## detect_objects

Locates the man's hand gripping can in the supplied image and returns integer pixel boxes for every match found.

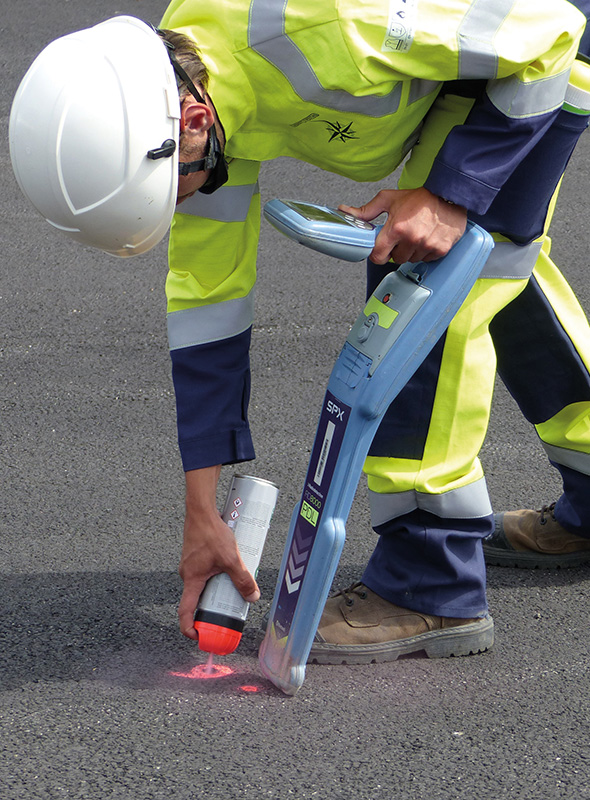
[194,475,279,655]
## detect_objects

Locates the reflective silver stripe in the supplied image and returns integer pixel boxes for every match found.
[167,292,255,350]
[542,443,590,476]
[564,82,590,114]
[248,0,403,117]
[408,79,440,106]
[457,0,515,80]
[479,240,543,280]
[369,478,492,525]
[487,70,571,118]
[177,182,259,222]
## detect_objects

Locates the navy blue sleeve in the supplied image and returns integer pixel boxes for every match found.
[170,328,255,471]
[424,93,561,214]
[471,103,589,243]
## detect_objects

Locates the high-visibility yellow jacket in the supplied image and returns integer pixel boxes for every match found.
[159,0,584,471]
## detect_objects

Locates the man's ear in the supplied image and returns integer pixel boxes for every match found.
[180,98,214,136]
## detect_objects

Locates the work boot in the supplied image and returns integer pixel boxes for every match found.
[483,502,590,569]
[307,582,494,665]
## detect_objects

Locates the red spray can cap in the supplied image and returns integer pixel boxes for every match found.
[194,620,242,656]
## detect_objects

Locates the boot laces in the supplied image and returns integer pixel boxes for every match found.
[539,502,557,525]
[331,582,368,607]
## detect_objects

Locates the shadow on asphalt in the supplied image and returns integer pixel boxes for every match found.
[5,564,583,695]
[0,569,281,693]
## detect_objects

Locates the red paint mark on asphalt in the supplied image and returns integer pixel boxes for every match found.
[169,663,234,680]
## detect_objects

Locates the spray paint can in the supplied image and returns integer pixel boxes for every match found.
[194,474,279,656]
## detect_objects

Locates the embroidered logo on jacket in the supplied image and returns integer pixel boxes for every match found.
[321,120,359,143]
[291,114,359,142]
[291,114,359,143]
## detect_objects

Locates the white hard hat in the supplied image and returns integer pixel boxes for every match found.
[9,16,181,257]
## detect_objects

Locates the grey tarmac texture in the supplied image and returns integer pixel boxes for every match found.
[2,3,590,799]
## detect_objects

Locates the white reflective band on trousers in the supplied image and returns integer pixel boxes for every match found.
[167,292,255,350]
[543,443,590,476]
[369,476,493,527]
[480,240,543,280]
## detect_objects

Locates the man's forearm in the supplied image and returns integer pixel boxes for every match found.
[185,464,222,519]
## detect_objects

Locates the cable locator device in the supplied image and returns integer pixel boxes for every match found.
[259,198,494,694]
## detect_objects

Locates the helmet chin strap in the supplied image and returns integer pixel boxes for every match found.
[177,123,228,194]
[179,118,228,194]
[155,28,229,194]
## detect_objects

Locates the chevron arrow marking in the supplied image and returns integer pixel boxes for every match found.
[288,553,306,580]
[285,571,301,594]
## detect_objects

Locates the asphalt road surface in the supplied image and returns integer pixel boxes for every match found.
[2,3,590,799]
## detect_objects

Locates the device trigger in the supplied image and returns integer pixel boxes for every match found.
[357,312,378,343]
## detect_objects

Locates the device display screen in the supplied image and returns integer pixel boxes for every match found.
[285,201,351,225]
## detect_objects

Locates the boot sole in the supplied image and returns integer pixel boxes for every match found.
[307,615,494,665]
[483,544,590,569]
